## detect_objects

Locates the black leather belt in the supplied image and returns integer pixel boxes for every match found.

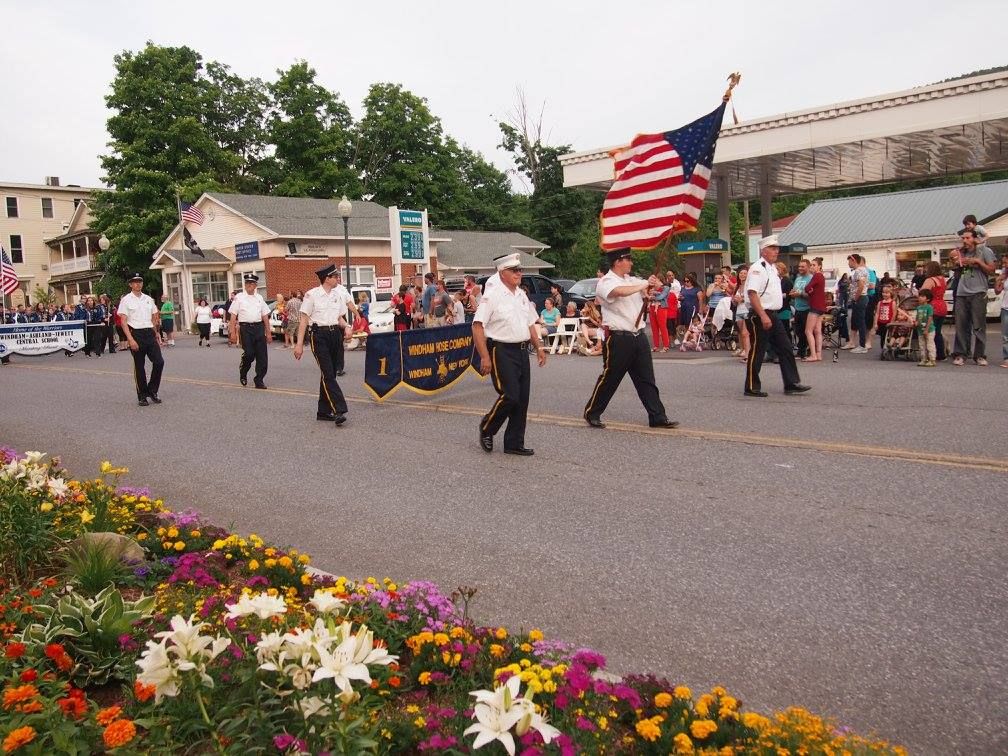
[606,328,643,336]
[487,339,528,349]
[311,324,343,331]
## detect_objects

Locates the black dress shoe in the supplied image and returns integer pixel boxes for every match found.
[503,447,534,456]
[479,426,493,453]
[585,415,605,429]
[137,398,149,407]
[239,376,248,386]
[744,390,768,397]
[649,419,679,429]
[317,412,336,421]
[784,384,811,395]
[336,370,346,377]
[333,414,347,426]
[254,382,267,389]
[149,394,162,404]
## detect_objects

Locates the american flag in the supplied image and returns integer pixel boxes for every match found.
[1,245,19,295]
[600,101,727,250]
[180,200,204,226]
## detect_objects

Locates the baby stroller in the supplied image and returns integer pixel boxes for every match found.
[881,297,919,361]
[822,306,845,363]
[680,308,707,352]
[705,299,738,351]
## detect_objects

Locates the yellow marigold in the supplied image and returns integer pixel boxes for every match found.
[39,502,53,513]
[190,530,201,538]
[300,573,312,586]
[494,627,508,640]
[161,542,172,551]
[264,558,277,569]
[489,643,505,658]
[673,732,694,753]
[433,633,450,647]
[635,716,662,742]
[519,643,532,652]
[95,705,122,726]
[264,547,276,557]
[166,527,178,538]
[654,692,673,708]
[298,554,310,564]
[741,711,770,731]
[418,671,432,685]
[711,685,727,697]
[3,725,36,752]
[449,626,466,638]
[689,719,717,740]
[173,541,185,552]
[674,685,692,699]
[102,718,137,748]
[528,628,544,642]
[413,716,425,728]
[247,559,260,571]
[278,556,293,569]
[136,532,147,541]
[405,704,420,714]
[721,695,738,711]
[597,715,608,730]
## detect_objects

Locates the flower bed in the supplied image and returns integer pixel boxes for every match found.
[0,447,906,754]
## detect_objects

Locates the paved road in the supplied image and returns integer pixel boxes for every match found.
[2,333,1006,754]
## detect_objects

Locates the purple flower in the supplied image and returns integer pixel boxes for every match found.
[419,734,458,751]
[575,716,596,732]
[571,649,606,670]
[273,733,306,752]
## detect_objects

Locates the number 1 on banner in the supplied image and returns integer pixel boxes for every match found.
[378,357,388,376]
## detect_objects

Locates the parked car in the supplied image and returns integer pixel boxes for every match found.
[476,273,563,313]
[268,301,285,339]
[942,277,1002,322]
[552,278,577,292]
[563,278,600,308]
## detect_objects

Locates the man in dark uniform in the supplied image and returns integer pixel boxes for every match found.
[744,235,811,397]
[294,264,352,424]
[472,253,547,455]
[117,272,164,406]
[583,249,677,429]
[228,273,271,388]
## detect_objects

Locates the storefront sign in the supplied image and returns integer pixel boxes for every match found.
[677,239,728,252]
[0,320,85,357]
[301,243,328,254]
[389,206,429,265]
[235,241,260,262]
[364,323,484,400]
[376,277,393,292]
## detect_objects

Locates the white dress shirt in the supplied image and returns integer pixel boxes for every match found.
[596,270,647,331]
[117,292,158,329]
[474,284,536,343]
[231,291,270,323]
[300,284,353,326]
[746,258,784,310]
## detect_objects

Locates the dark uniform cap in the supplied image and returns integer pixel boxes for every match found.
[316,264,337,283]
[128,272,144,282]
[604,248,633,266]
[243,273,259,284]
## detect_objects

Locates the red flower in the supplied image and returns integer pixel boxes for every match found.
[133,680,156,703]
[27,588,42,599]
[4,642,26,659]
[57,687,88,719]
[44,643,65,659]
[19,669,37,683]
[44,643,72,672]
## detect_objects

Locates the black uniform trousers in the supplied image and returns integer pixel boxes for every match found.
[583,330,667,424]
[745,313,800,393]
[105,322,118,353]
[310,326,348,416]
[129,327,164,400]
[238,321,268,383]
[85,324,106,356]
[481,340,531,449]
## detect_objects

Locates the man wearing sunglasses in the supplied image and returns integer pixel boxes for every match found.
[472,253,547,456]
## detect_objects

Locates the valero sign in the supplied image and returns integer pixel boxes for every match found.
[388,206,429,265]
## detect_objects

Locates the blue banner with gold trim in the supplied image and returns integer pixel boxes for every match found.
[364,324,485,400]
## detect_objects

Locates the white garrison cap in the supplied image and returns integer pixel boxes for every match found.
[758,234,780,250]
[495,252,522,271]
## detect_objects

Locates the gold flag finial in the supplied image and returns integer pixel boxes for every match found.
[723,72,742,124]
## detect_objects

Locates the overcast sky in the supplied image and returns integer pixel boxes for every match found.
[3,0,1006,191]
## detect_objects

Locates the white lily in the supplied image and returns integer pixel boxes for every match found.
[2,460,26,480]
[515,706,562,745]
[295,695,331,720]
[310,635,372,694]
[348,624,398,667]
[136,639,181,702]
[24,467,48,492]
[465,675,562,754]
[23,451,46,465]
[255,631,285,669]
[46,476,69,499]
[156,615,230,663]
[309,589,346,615]
[226,591,287,620]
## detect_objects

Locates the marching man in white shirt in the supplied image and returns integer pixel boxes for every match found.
[229,273,272,389]
[744,235,810,397]
[117,272,164,407]
[472,253,547,456]
[583,249,677,430]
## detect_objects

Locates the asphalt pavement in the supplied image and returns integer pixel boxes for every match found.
[2,330,1006,754]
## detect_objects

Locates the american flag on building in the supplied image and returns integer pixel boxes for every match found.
[180,200,205,226]
[600,101,727,250]
[1,245,19,295]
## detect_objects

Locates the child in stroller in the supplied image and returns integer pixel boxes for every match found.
[880,291,917,360]
[680,312,705,352]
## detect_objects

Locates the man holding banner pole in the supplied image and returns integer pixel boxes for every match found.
[294,264,352,425]
[473,253,547,456]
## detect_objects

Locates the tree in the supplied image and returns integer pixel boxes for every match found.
[265,62,358,199]
[451,143,528,231]
[92,43,234,296]
[205,62,270,193]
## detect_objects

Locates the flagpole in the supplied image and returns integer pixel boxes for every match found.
[175,190,189,336]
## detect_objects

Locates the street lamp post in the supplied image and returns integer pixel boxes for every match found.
[338,195,352,287]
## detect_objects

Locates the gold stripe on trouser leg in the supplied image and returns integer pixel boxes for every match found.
[481,346,505,433]
[746,319,758,391]
[583,337,611,418]
[310,331,338,414]
[131,341,141,397]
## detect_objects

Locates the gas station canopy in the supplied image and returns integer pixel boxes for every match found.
[561,70,1008,202]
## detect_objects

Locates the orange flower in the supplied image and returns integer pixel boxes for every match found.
[102,719,137,749]
[3,643,25,659]
[44,643,72,672]
[2,685,38,710]
[15,701,42,714]
[57,688,87,719]
[27,589,42,599]
[388,676,401,688]
[133,680,156,703]
[96,705,122,726]
[2,726,36,752]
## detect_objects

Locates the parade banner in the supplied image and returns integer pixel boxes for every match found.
[364,323,485,400]
[0,320,85,357]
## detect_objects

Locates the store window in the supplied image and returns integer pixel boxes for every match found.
[339,266,375,286]
[895,250,931,276]
[192,271,229,304]
[9,235,23,264]
[232,269,267,298]
[41,197,53,219]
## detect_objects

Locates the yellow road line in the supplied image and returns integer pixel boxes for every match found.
[13,363,1008,473]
